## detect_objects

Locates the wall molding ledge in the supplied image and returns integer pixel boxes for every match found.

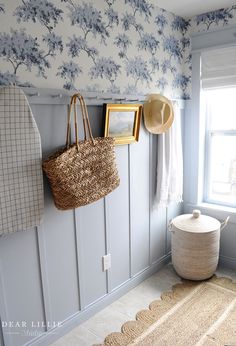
[26,253,171,346]
[184,202,236,224]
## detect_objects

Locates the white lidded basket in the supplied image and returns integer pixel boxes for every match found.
[169,210,229,281]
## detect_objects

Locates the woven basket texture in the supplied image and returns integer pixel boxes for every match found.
[43,93,120,210]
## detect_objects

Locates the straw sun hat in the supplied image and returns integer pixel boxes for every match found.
[143,94,174,134]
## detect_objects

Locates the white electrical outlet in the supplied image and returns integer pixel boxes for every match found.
[102,254,111,271]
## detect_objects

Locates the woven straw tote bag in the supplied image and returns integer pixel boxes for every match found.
[43,93,120,210]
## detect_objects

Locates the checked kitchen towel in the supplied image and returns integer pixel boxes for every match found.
[0,86,44,235]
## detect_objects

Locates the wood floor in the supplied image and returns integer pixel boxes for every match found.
[51,263,236,346]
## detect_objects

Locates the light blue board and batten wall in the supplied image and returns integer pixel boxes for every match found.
[0,102,184,346]
[1,1,236,346]
[0,2,188,345]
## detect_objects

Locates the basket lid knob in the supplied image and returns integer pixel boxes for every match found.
[193,209,201,218]
[171,210,221,233]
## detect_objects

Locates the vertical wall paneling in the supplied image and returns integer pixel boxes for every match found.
[128,145,132,280]
[105,145,130,291]
[165,207,169,255]
[148,134,151,267]
[36,226,52,330]
[85,106,104,138]
[71,101,104,309]
[150,207,167,264]
[103,198,110,293]
[31,104,68,159]
[0,261,9,346]
[0,230,46,346]
[220,223,236,259]
[149,133,167,264]
[42,191,80,323]
[166,207,171,254]
[75,200,107,308]
[0,318,4,346]
[0,101,185,346]
[34,104,80,323]
[166,202,183,253]
[130,126,150,276]
[73,210,82,310]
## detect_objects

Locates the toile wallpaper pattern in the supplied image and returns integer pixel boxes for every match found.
[0,1,236,99]
[190,5,236,33]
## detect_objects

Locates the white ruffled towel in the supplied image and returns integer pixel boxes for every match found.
[154,102,183,208]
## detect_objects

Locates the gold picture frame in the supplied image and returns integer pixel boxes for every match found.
[104,103,142,145]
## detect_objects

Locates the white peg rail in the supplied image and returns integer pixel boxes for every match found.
[0,86,185,109]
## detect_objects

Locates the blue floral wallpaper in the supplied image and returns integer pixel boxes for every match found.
[0,0,191,99]
[190,5,236,33]
[0,1,236,99]
[183,4,236,88]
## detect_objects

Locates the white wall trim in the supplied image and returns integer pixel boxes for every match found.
[183,52,204,206]
[0,87,186,107]
[185,25,236,209]
[184,202,236,224]
[24,253,171,346]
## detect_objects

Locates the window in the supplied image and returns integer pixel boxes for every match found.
[204,88,236,207]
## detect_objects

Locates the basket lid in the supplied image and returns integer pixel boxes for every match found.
[172,209,221,233]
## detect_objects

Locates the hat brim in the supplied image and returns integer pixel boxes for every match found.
[143,94,174,134]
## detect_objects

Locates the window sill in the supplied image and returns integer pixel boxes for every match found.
[184,202,236,224]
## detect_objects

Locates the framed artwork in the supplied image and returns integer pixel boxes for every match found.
[104,103,142,145]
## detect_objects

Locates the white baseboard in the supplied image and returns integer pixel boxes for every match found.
[26,253,171,346]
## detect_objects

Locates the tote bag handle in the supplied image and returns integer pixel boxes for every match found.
[66,93,95,149]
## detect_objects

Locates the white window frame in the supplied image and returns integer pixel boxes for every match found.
[183,25,236,222]
[204,126,236,208]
